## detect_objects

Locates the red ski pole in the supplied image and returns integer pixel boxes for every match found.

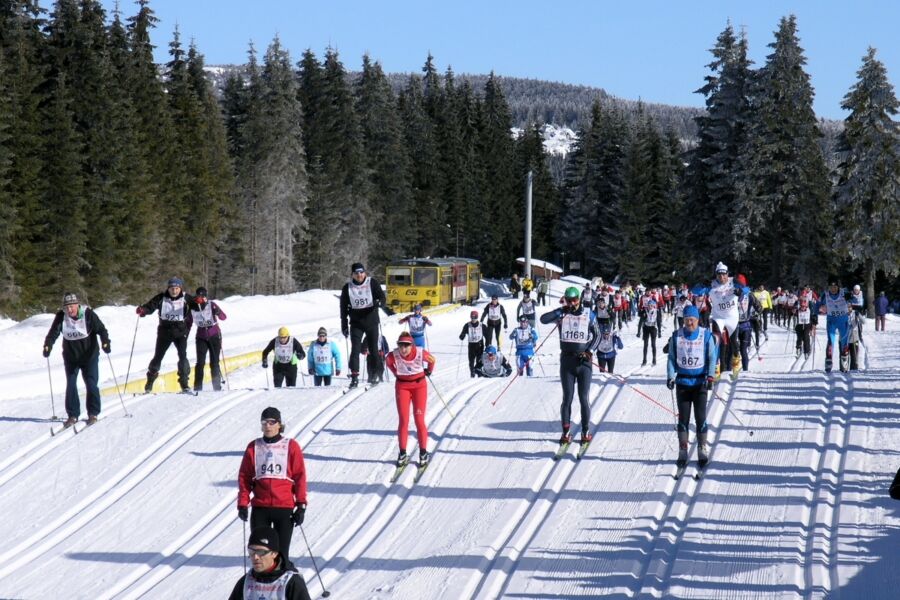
[491,322,557,407]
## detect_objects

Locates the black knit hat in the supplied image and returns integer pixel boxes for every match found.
[248,526,280,553]
[260,407,281,422]
[351,262,365,273]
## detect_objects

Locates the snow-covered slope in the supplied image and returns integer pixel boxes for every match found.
[0,290,897,599]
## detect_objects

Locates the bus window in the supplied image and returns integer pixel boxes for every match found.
[387,268,411,286]
[414,268,438,286]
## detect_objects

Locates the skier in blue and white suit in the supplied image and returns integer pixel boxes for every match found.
[817,280,850,373]
[666,305,718,469]
[509,315,538,376]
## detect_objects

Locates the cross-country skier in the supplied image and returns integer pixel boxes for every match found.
[262,327,307,388]
[509,315,538,376]
[847,304,864,371]
[43,293,111,428]
[666,305,718,471]
[190,286,227,391]
[475,345,512,377]
[398,304,432,348]
[540,286,602,446]
[517,293,537,328]
[849,284,865,312]
[229,527,311,600]
[385,331,436,468]
[581,282,595,311]
[735,274,762,371]
[459,310,488,377]
[360,332,390,384]
[753,284,772,337]
[237,407,307,571]
[639,291,662,366]
[481,295,508,348]
[707,262,742,379]
[595,321,624,374]
[874,291,889,331]
[537,278,549,306]
[794,297,816,359]
[340,263,392,389]
[611,289,627,330]
[307,327,341,386]
[673,294,692,330]
[818,281,851,373]
[136,277,200,393]
[594,295,612,327]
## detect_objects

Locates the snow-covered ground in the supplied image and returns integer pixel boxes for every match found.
[0,289,898,599]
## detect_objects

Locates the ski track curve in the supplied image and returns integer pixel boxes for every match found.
[103,385,367,600]
[634,374,740,598]
[0,388,257,582]
[470,364,641,600]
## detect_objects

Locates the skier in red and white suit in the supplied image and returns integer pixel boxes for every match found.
[385,331,437,467]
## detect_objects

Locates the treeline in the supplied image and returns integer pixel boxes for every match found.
[558,16,900,306]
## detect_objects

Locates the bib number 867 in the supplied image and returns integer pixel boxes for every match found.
[679,356,699,367]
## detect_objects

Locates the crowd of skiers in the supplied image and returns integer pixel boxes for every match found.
[38,259,897,596]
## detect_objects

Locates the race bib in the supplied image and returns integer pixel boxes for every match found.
[62,312,89,340]
[467,325,483,343]
[393,349,424,376]
[798,309,810,325]
[488,305,501,320]
[191,303,216,328]
[254,438,290,481]
[825,295,848,318]
[516,328,532,346]
[560,313,590,342]
[160,297,186,322]
[313,343,332,365]
[243,571,292,600]
[348,279,374,309]
[274,338,294,364]
[597,332,614,354]
[676,329,706,370]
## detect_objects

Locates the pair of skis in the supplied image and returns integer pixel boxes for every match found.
[553,436,592,461]
[674,461,708,481]
[50,416,101,436]
[390,457,429,484]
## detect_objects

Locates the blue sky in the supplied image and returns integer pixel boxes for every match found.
[100,0,900,120]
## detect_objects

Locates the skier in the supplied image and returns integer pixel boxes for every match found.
[229,526,311,600]
[517,293,537,328]
[340,263,391,389]
[666,305,718,471]
[849,284,865,312]
[874,291,889,332]
[639,290,662,366]
[398,304,432,348]
[707,262,742,379]
[459,310,488,377]
[536,278,549,306]
[611,289,627,330]
[673,294,692,330]
[262,327,307,388]
[136,277,200,393]
[360,332,390,384]
[481,295,508,349]
[794,297,816,359]
[475,345,513,377]
[510,273,521,299]
[580,282,595,311]
[594,295,613,327]
[237,407,307,570]
[385,331,436,468]
[818,281,850,373]
[42,293,111,428]
[539,286,601,447]
[847,304,864,371]
[509,315,538,376]
[735,274,762,371]
[595,321,624,374]
[190,286,227,391]
[307,327,342,386]
[753,284,773,337]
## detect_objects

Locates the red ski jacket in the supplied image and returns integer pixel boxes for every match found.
[238,435,307,509]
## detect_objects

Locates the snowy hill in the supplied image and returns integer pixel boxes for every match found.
[0,289,898,598]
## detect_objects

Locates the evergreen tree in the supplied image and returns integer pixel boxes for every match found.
[833,47,900,314]
[0,50,15,308]
[477,72,518,275]
[618,111,654,280]
[515,123,560,262]
[454,81,486,260]
[681,23,753,279]
[739,15,832,285]
[355,54,414,269]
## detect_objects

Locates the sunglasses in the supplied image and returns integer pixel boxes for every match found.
[397,342,412,347]
[248,548,274,557]
[566,297,580,304]
[261,419,279,426]
[318,334,327,338]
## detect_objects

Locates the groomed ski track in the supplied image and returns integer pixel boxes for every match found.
[0,293,897,599]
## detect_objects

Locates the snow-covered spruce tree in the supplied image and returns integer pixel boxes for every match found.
[557,117,591,271]
[436,66,466,258]
[0,51,13,310]
[455,81,488,263]
[680,22,753,280]
[738,15,832,285]
[355,54,415,271]
[833,47,900,315]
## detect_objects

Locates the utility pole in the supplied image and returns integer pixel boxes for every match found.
[525,170,533,279]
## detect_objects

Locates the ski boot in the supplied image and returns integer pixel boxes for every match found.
[698,431,710,468]
[86,415,98,426]
[419,449,430,466]
[396,450,409,468]
[580,430,593,444]
[349,374,359,389]
[63,416,78,429]
[676,428,689,469]
[559,429,572,445]
[144,370,158,393]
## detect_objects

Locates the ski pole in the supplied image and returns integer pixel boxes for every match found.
[264,364,270,389]
[106,353,132,417]
[45,357,60,421]
[242,520,247,573]
[492,322,557,406]
[426,374,455,419]
[711,383,754,435]
[299,525,331,597]
[598,368,678,417]
[456,338,463,378]
[219,337,231,391]
[123,314,140,391]
[669,386,678,430]
[535,353,546,377]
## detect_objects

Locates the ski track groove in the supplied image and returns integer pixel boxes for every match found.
[0,392,158,490]
[470,364,642,600]
[634,373,740,598]
[311,378,494,593]
[802,370,853,599]
[0,389,258,582]
[103,385,367,600]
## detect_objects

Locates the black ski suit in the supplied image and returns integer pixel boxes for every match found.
[139,291,201,391]
[459,321,489,377]
[481,302,508,348]
[43,307,110,418]
[339,277,389,382]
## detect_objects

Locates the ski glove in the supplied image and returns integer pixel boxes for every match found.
[424,367,432,377]
[102,341,111,354]
[341,326,349,338]
[237,506,248,522]
[666,379,675,390]
[308,369,315,376]
[383,307,396,316]
[261,360,268,369]
[42,345,51,358]
[136,306,146,317]
[336,370,341,376]
[704,377,715,391]
[579,351,592,364]
[292,503,306,527]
